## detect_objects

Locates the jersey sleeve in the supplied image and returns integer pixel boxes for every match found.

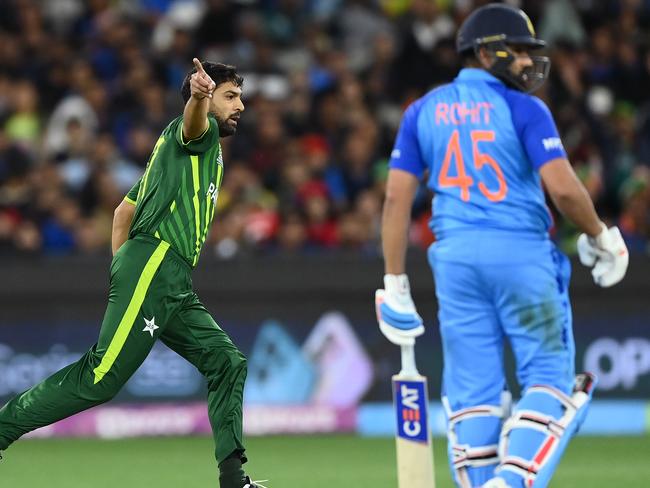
[388,102,427,178]
[510,94,567,171]
[124,177,141,205]
[174,114,219,154]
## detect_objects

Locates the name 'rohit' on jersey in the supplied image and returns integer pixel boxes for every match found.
[389,68,567,239]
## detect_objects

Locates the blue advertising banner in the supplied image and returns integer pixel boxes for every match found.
[1,311,648,406]
[1,254,649,407]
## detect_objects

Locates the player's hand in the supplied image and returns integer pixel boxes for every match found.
[577,223,629,287]
[190,57,216,100]
[375,274,424,346]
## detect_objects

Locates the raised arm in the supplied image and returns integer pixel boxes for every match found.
[182,58,216,142]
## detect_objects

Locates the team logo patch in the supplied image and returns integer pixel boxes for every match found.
[143,316,159,337]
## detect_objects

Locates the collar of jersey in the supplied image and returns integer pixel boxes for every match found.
[455,68,503,85]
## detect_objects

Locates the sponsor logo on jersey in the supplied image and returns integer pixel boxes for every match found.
[394,380,428,442]
[391,149,401,159]
[542,137,563,152]
[207,182,219,204]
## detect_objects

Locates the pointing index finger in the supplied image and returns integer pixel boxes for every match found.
[192,57,205,75]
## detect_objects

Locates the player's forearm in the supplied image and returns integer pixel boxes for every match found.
[540,158,604,237]
[549,184,603,238]
[381,195,412,275]
[112,226,129,256]
[112,223,130,255]
[182,97,210,141]
[382,170,419,274]
[112,201,135,255]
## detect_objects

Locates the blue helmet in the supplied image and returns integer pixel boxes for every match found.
[456,4,550,93]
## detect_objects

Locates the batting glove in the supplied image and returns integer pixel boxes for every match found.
[375,274,424,346]
[577,223,629,287]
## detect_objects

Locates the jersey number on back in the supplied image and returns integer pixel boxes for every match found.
[438,129,507,202]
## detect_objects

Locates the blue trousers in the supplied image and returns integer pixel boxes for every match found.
[428,230,575,486]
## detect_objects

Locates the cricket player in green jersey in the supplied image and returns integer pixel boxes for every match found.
[0,58,267,488]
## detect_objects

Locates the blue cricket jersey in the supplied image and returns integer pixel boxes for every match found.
[389,68,566,239]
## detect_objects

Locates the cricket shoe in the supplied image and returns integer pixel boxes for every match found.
[242,476,269,488]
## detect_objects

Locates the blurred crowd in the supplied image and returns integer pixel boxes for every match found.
[0,0,649,258]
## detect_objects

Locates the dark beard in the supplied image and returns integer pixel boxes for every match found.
[217,117,237,137]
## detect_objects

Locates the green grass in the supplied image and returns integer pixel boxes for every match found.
[2,435,649,487]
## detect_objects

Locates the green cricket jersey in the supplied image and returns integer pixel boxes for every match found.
[125,114,224,267]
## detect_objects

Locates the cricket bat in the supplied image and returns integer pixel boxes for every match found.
[376,288,435,487]
[392,344,436,488]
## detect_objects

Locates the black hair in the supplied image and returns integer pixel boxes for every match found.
[181,62,243,103]
[460,49,479,67]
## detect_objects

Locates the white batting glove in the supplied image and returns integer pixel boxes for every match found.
[375,274,424,346]
[577,223,629,287]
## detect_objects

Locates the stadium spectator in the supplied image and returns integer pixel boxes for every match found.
[0,0,648,258]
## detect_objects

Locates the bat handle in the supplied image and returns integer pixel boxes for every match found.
[400,344,419,377]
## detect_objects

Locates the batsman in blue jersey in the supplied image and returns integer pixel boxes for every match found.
[376,4,629,488]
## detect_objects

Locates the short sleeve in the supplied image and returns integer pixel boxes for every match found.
[389,102,427,178]
[124,177,141,205]
[510,94,567,171]
[174,115,219,154]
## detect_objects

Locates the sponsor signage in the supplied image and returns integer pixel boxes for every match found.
[1,316,649,403]
[583,337,650,391]
[23,403,357,439]
[394,380,428,443]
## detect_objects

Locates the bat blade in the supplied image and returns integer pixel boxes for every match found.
[393,374,436,488]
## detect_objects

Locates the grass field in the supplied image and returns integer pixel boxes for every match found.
[2,435,649,487]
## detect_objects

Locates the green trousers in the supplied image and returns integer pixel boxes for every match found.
[0,234,247,463]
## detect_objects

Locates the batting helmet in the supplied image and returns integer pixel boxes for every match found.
[456,4,550,93]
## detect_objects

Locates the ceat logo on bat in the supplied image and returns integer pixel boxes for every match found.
[395,380,428,442]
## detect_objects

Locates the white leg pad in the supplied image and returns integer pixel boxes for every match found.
[443,391,511,487]
[496,374,596,488]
